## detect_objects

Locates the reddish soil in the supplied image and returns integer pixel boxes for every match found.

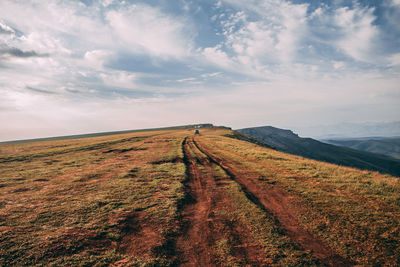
[112,210,163,258]
[210,139,391,213]
[175,137,214,266]
[106,138,179,260]
[194,137,353,266]
[174,137,268,266]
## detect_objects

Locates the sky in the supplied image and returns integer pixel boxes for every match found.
[0,0,399,141]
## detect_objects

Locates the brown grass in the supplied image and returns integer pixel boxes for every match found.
[0,127,398,266]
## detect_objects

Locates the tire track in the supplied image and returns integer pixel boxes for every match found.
[193,137,353,266]
[174,137,268,266]
[186,138,267,265]
[175,137,214,266]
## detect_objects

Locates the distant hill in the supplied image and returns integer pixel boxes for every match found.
[290,121,400,139]
[323,137,400,160]
[237,126,400,177]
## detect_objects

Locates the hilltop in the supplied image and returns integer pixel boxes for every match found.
[0,126,399,266]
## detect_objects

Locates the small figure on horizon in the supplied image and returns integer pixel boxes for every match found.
[195,129,199,135]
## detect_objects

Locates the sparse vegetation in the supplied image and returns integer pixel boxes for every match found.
[0,127,398,265]
[199,130,400,265]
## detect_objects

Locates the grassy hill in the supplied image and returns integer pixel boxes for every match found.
[238,126,400,177]
[0,127,399,266]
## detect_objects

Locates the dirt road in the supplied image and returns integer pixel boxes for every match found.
[174,137,268,266]
[193,136,353,266]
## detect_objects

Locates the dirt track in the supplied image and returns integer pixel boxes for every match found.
[193,136,353,266]
[2,129,396,266]
[174,137,268,266]
[118,136,352,265]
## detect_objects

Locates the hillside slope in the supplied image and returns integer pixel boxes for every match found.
[0,127,399,266]
[323,137,400,160]
[238,126,400,177]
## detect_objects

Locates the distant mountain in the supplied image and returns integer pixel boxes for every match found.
[323,137,400,160]
[237,126,400,177]
[290,121,400,139]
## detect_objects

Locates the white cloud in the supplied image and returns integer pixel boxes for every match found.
[202,45,233,69]
[19,32,71,55]
[274,2,308,62]
[388,53,400,67]
[333,61,345,69]
[0,1,111,54]
[106,4,193,58]
[0,21,16,44]
[101,0,114,7]
[201,72,222,78]
[0,0,398,141]
[333,5,378,62]
[100,71,137,88]
[0,1,151,99]
[384,0,400,35]
[176,77,197,82]
[201,0,309,79]
[390,0,400,6]
[84,50,113,70]
[221,0,308,61]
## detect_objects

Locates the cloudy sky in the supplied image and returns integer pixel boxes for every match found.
[0,0,399,141]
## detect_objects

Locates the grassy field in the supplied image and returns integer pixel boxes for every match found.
[0,127,399,266]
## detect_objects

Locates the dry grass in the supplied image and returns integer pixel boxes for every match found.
[0,127,398,266]
[0,130,188,265]
[201,128,400,265]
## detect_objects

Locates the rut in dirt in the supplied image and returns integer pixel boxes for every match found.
[174,136,268,266]
[175,137,213,266]
[192,138,354,266]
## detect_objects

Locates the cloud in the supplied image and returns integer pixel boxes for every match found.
[381,0,400,53]
[222,0,308,61]
[333,5,378,62]
[25,86,57,95]
[332,61,345,69]
[0,22,15,35]
[83,50,113,69]
[0,46,48,58]
[0,0,398,141]
[101,0,114,7]
[201,72,222,78]
[201,0,310,78]
[99,71,137,89]
[176,77,197,82]
[203,0,400,80]
[388,53,400,67]
[202,45,233,69]
[106,4,193,58]
[0,1,110,55]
